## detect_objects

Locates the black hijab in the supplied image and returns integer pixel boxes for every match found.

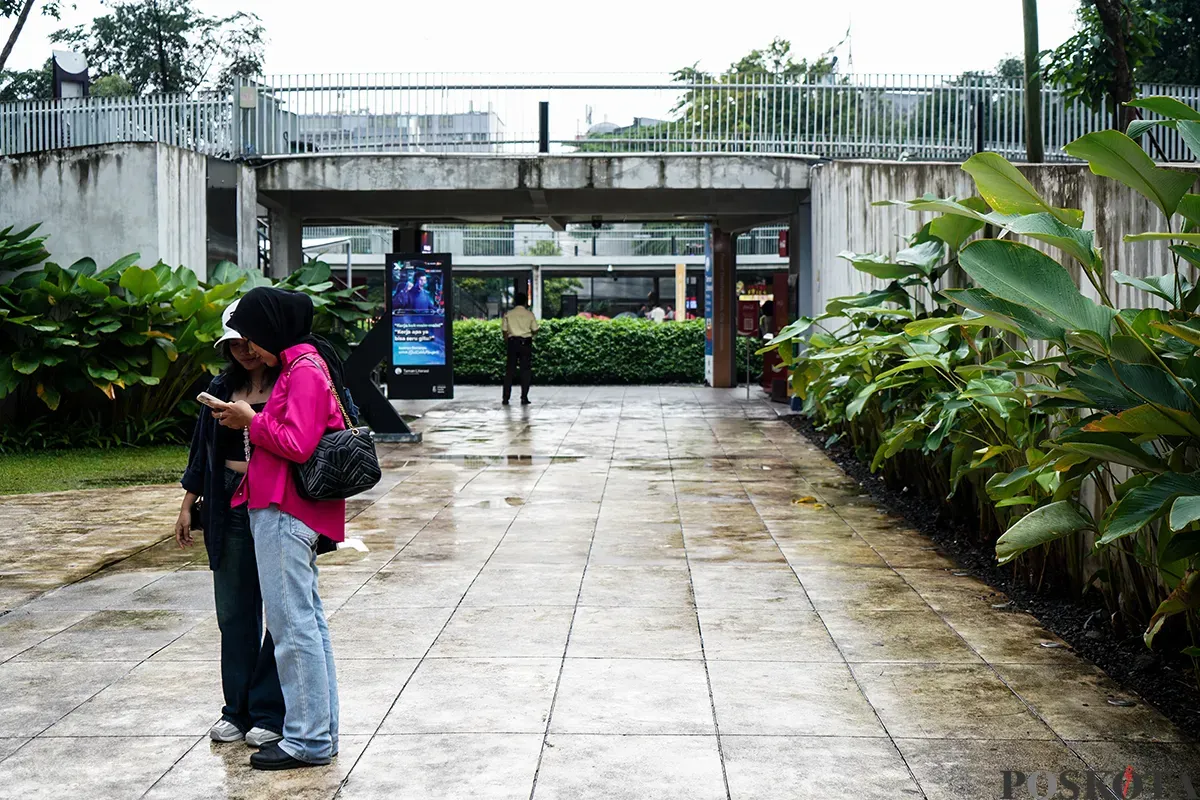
[229,287,350,416]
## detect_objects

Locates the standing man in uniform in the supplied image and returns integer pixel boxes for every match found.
[502,293,538,406]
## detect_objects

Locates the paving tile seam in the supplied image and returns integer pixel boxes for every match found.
[9,658,144,765]
[326,453,559,796]
[525,383,619,800]
[1,554,196,662]
[780,425,1146,782]
[704,409,931,800]
[135,733,208,799]
[670,394,734,800]
[333,456,504,612]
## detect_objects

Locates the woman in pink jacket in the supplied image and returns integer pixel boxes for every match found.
[215,287,345,771]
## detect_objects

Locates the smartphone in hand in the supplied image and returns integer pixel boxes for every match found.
[196,392,229,409]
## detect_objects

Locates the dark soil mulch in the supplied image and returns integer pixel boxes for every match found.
[785,414,1200,741]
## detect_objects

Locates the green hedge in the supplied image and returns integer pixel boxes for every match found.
[454,317,764,384]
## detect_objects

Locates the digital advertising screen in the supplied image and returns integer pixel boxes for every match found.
[385,253,454,399]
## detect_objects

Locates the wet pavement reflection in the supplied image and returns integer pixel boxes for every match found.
[0,385,1192,799]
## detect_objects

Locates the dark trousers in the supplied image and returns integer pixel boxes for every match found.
[214,468,285,734]
[503,336,533,401]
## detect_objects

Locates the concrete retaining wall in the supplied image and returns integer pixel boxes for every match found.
[806,159,1194,316]
[0,143,207,277]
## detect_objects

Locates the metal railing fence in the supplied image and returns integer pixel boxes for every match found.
[4,72,1200,162]
[0,91,233,156]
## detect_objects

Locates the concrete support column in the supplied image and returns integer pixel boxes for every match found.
[531,265,543,320]
[711,227,736,388]
[236,165,258,270]
[790,204,813,323]
[268,209,302,279]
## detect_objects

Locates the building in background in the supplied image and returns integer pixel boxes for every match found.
[294,109,504,153]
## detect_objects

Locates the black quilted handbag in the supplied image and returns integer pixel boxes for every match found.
[290,356,382,501]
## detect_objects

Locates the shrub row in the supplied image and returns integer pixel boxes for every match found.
[453,317,764,384]
[0,233,371,451]
[761,104,1200,671]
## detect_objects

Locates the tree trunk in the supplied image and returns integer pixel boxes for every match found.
[0,0,37,75]
[1093,0,1135,132]
[151,0,172,93]
[1023,0,1045,161]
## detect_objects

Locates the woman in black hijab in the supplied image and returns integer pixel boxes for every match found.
[215,286,346,771]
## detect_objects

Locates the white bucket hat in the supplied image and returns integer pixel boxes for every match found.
[215,299,244,347]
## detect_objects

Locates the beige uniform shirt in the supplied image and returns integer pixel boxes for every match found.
[502,306,540,338]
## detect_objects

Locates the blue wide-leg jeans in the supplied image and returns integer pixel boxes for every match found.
[249,505,339,764]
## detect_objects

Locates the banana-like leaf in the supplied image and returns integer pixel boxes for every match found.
[838,251,924,280]
[1064,130,1197,218]
[874,194,992,221]
[1099,472,1200,546]
[1158,530,1200,565]
[1178,121,1200,162]
[1153,321,1200,347]
[1170,496,1200,532]
[996,501,1092,565]
[1082,404,1192,437]
[825,285,911,315]
[929,212,986,251]
[1145,570,1200,647]
[1067,362,1185,412]
[1127,96,1200,121]
[1178,195,1200,231]
[988,212,1100,269]
[1127,119,1168,140]
[845,376,916,419]
[873,356,950,381]
[1125,231,1200,244]
[962,153,1083,227]
[1115,272,1188,305]
[944,288,1066,341]
[997,496,1038,508]
[904,315,1020,338]
[1058,431,1168,473]
[959,240,1116,343]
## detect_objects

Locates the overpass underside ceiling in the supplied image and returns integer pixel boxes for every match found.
[260,188,805,232]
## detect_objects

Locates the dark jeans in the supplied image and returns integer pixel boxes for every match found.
[503,336,533,401]
[214,468,285,734]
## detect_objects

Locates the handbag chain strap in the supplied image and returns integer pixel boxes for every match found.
[288,354,355,432]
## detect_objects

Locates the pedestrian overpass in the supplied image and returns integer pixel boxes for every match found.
[250,150,811,388]
[5,71,1200,386]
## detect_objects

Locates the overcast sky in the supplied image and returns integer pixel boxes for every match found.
[8,0,1083,77]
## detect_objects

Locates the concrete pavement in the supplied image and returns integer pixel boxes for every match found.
[0,386,1192,799]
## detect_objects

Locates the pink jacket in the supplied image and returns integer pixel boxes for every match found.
[232,343,346,541]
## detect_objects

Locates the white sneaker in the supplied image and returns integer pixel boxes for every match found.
[245,727,283,748]
[209,719,244,742]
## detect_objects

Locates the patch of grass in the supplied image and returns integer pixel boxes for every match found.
[0,445,189,496]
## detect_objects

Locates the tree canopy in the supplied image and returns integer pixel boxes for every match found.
[0,57,48,101]
[1137,0,1200,85]
[1,0,65,74]
[49,0,264,95]
[1044,0,1184,129]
